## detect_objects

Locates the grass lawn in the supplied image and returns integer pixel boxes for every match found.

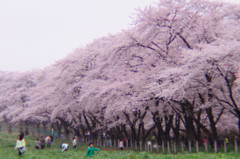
[0,133,240,159]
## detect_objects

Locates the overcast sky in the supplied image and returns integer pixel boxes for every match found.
[0,0,239,72]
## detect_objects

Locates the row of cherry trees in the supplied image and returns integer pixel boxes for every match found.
[0,0,240,144]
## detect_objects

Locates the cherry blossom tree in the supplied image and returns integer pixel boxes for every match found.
[0,0,239,143]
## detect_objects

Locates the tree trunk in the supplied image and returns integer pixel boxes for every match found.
[64,126,70,140]
[37,124,41,136]
[8,124,12,134]
[206,107,218,141]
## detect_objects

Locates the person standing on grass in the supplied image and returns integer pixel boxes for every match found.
[86,143,100,157]
[119,140,124,150]
[40,136,45,149]
[45,135,52,148]
[225,137,229,145]
[123,137,127,147]
[72,137,77,149]
[15,133,26,156]
[203,137,208,147]
[152,134,156,144]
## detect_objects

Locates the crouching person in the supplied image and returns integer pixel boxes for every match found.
[60,143,69,152]
[86,143,100,157]
[15,133,26,156]
[35,138,40,149]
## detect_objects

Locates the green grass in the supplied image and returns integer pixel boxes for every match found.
[1,133,240,159]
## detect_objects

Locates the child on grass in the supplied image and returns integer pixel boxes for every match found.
[86,142,100,157]
[45,135,52,148]
[60,143,69,152]
[119,140,124,150]
[35,138,40,149]
[15,133,26,156]
[72,137,77,149]
[40,136,45,149]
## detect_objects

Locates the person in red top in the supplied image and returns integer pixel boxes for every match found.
[123,137,127,147]
[203,137,208,146]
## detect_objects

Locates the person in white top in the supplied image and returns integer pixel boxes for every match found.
[72,137,77,148]
[35,138,40,149]
[15,133,26,156]
[119,140,124,150]
[45,135,52,148]
[60,143,69,152]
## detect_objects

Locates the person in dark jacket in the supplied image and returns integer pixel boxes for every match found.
[40,136,45,149]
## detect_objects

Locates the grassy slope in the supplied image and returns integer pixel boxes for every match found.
[0,133,240,159]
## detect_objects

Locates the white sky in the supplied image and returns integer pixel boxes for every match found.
[0,0,239,72]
